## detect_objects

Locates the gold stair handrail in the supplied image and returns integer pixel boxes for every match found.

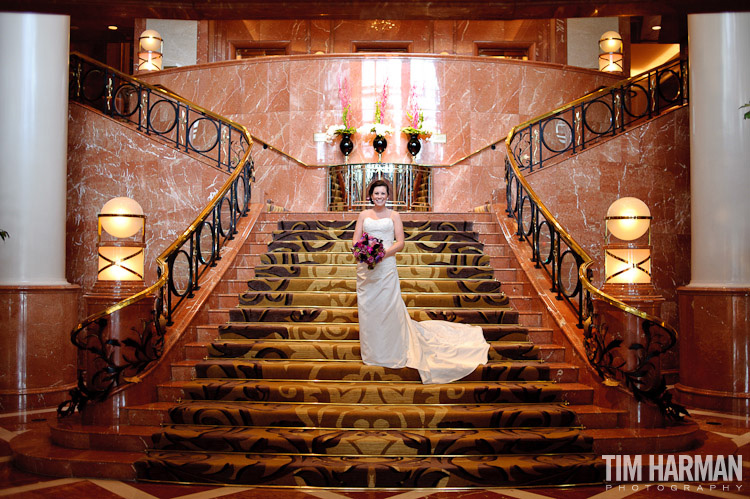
[503,59,688,420]
[60,53,254,416]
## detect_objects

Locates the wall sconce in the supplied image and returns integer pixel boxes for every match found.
[598,30,623,73]
[97,197,145,281]
[138,29,163,71]
[604,197,651,284]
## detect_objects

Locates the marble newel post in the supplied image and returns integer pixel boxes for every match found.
[0,13,80,411]
[675,12,750,414]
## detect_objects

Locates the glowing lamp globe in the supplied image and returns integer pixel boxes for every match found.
[100,197,144,238]
[606,197,651,241]
[599,31,623,53]
[599,52,623,72]
[139,30,162,52]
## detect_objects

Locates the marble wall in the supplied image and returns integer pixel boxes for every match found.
[67,103,230,291]
[138,54,621,211]
[197,19,567,63]
[525,107,691,328]
[68,54,690,337]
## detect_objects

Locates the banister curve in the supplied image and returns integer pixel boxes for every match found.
[59,54,254,417]
[503,59,688,421]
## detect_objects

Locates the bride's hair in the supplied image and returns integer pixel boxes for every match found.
[368,179,390,198]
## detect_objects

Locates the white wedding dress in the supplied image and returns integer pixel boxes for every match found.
[356,217,490,384]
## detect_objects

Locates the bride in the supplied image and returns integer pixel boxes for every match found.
[352,179,490,384]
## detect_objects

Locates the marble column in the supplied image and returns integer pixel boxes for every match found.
[0,13,80,412]
[675,12,750,414]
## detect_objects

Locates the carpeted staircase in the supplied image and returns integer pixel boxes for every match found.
[133,218,606,488]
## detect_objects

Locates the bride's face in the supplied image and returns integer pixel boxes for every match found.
[371,186,388,206]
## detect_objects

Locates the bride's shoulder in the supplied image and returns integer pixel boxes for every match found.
[389,210,402,222]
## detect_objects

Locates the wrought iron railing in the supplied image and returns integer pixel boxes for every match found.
[508,59,688,173]
[59,54,253,417]
[504,60,688,420]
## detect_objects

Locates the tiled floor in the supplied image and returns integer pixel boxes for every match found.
[1,407,748,499]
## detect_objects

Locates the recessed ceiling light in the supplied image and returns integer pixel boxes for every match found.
[108,25,118,30]
[652,25,662,31]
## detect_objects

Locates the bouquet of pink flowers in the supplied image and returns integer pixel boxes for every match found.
[352,232,385,269]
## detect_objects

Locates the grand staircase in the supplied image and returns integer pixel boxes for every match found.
[129,214,608,487]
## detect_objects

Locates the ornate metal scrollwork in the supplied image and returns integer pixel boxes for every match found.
[58,308,166,417]
[583,310,688,421]
[508,59,687,173]
[504,59,689,421]
[59,54,254,418]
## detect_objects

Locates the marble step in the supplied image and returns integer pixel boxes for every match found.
[227,265,521,281]
[274,220,477,231]
[226,305,522,325]
[146,425,593,455]
[234,290,510,308]
[257,251,495,266]
[270,229,481,242]
[199,322,553,343]
[262,213,495,222]
[157,378,590,404]
[267,240,485,254]
[183,339,564,362]
[253,263,495,280]
[133,451,605,488]
[243,276,504,293]
[124,401,622,429]
[176,359,580,383]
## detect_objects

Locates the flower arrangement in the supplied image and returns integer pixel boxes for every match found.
[325,76,357,143]
[352,232,385,269]
[401,85,432,138]
[358,79,395,137]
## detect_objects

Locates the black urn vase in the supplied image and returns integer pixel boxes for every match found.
[373,135,387,155]
[339,133,353,157]
[407,133,422,158]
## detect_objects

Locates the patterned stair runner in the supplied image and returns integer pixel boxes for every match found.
[134,219,605,488]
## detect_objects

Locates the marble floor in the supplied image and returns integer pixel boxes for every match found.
[1,407,748,499]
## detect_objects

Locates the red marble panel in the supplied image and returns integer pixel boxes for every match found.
[309,20,332,54]
[131,54,621,212]
[66,104,228,292]
[0,286,80,412]
[432,20,454,54]
[330,20,433,54]
[676,286,750,414]
[526,107,691,333]
[197,20,209,64]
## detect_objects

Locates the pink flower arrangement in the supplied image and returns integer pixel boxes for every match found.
[337,75,355,132]
[358,79,394,137]
[325,76,356,142]
[352,232,385,269]
[401,85,432,137]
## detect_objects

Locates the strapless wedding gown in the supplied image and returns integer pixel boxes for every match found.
[356,217,490,384]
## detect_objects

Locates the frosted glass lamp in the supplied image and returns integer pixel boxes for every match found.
[599,31,623,53]
[604,197,652,285]
[605,247,651,284]
[97,197,146,282]
[599,53,623,72]
[138,30,163,71]
[598,31,623,73]
[606,197,651,241]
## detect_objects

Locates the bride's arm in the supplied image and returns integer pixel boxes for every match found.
[384,211,405,258]
[352,210,367,251]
